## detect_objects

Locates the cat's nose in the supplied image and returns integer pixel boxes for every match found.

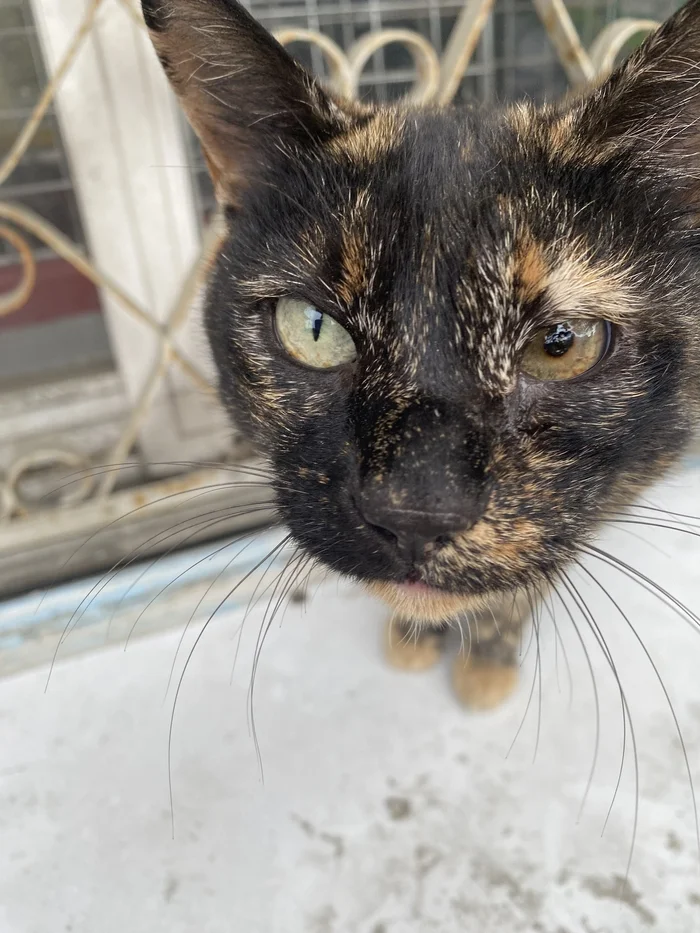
[359,502,470,563]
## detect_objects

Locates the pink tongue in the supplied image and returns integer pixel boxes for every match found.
[399,581,432,593]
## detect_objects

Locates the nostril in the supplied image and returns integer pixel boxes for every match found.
[367,521,398,546]
[434,534,451,549]
[351,494,398,545]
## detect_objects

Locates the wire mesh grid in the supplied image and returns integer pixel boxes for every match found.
[0,0,87,265]
[185,0,680,219]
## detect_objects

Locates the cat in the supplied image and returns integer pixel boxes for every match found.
[140,0,700,708]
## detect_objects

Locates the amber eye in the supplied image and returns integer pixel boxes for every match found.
[520,319,610,381]
[274,297,356,369]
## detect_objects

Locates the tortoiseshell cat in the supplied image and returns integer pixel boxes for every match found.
[141,0,700,708]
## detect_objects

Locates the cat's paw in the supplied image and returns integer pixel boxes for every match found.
[452,654,518,710]
[384,616,444,671]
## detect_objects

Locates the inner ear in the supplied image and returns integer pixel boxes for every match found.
[141,0,359,204]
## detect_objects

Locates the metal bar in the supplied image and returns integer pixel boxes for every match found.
[0,465,276,597]
[436,0,496,105]
[0,0,104,188]
[531,0,595,86]
[0,202,213,393]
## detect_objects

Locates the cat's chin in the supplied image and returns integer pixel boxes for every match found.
[365,580,487,625]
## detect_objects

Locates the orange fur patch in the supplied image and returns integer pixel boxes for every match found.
[337,226,367,304]
[514,234,548,303]
[327,109,404,164]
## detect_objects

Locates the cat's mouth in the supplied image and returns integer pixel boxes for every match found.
[366,579,486,625]
[398,580,434,594]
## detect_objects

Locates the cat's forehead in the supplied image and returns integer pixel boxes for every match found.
[320,107,641,324]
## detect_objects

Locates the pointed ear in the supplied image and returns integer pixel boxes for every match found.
[141,0,357,203]
[576,0,700,182]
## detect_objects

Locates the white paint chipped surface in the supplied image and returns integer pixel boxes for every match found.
[2,470,700,932]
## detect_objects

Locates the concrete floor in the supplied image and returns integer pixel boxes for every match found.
[2,469,700,932]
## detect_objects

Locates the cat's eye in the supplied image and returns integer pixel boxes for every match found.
[520,319,610,382]
[274,297,357,369]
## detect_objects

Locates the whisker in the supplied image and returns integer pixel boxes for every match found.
[553,573,602,826]
[167,533,293,838]
[456,608,473,661]
[623,502,700,524]
[36,478,278,617]
[45,505,256,687]
[607,524,675,559]
[488,604,502,638]
[110,500,275,641]
[45,497,276,684]
[609,517,700,540]
[580,550,700,869]
[524,586,544,764]
[230,539,291,688]
[563,564,640,881]
[164,527,275,700]
[276,555,315,629]
[518,591,537,665]
[248,546,305,695]
[506,590,543,762]
[583,544,700,636]
[295,561,317,610]
[124,510,275,651]
[238,548,291,632]
[396,617,414,648]
[541,586,574,708]
[455,612,467,657]
[247,548,307,780]
[42,459,275,493]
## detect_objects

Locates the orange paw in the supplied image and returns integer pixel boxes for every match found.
[384,616,444,672]
[452,654,519,710]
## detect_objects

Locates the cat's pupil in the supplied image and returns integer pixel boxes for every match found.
[306,308,323,343]
[543,323,575,357]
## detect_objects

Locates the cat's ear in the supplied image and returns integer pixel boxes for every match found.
[140,0,357,203]
[575,0,700,181]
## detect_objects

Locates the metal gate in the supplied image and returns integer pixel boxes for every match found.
[0,0,672,595]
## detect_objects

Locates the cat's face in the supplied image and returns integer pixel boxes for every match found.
[144,0,700,621]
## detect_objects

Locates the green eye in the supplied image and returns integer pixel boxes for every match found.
[274,297,357,369]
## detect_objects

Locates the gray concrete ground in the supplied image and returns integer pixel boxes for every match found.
[2,469,700,932]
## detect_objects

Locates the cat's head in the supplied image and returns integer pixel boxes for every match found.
[143,0,700,622]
